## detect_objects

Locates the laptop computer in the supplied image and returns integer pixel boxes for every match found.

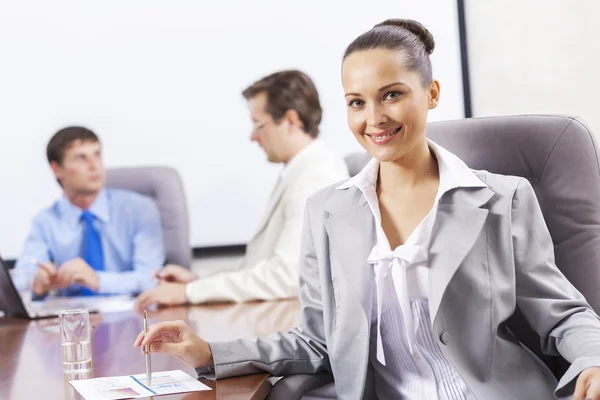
[0,255,106,319]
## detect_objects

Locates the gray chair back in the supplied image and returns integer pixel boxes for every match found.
[269,115,600,399]
[106,166,191,269]
[432,115,600,376]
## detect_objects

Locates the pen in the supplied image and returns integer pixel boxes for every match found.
[154,262,166,284]
[144,310,152,386]
[31,258,59,297]
[31,258,55,277]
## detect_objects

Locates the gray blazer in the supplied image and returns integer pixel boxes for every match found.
[199,170,600,400]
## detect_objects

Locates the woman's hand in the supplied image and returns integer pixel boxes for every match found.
[133,320,213,369]
[574,367,600,400]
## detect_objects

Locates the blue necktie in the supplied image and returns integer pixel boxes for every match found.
[80,210,104,296]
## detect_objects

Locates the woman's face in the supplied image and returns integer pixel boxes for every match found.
[342,48,440,163]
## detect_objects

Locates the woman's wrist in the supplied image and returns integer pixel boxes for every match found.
[193,338,214,369]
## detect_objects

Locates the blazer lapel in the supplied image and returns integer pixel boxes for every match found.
[323,187,375,321]
[248,144,318,242]
[323,187,375,396]
[428,187,495,322]
[248,178,286,242]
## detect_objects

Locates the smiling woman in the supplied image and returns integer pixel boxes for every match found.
[133,17,600,400]
[342,20,440,164]
[341,20,443,250]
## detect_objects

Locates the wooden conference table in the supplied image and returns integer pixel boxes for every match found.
[0,299,301,400]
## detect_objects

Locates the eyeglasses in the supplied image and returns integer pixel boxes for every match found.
[252,120,269,133]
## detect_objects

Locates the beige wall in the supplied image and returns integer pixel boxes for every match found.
[465,0,599,136]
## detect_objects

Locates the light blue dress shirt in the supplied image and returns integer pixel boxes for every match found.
[15,188,165,295]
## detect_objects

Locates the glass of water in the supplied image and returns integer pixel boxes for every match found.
[60,309,92,373]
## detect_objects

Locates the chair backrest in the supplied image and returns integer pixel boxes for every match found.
[106,166,192,269]
[345,114,600,376]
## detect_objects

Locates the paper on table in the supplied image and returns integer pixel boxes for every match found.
[39,294,136,314]
[70,369,211,400]
[92,295,136,313]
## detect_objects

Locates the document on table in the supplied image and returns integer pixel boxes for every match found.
[70,370,211,399]
[39,294,136,314]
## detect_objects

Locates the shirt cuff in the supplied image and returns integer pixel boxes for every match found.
[556,357,600,398]
[97,271,118,294]
[185,277,225,304]
[97,271,152,295]
[195,341,217,379]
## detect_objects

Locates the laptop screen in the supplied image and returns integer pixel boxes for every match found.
[0,256,31,318]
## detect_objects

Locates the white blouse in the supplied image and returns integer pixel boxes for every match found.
[335,140,487,399]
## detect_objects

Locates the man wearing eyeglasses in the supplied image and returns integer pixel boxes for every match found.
[135,70,349,309]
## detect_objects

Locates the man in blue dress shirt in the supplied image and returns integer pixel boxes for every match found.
[15,126,165,297]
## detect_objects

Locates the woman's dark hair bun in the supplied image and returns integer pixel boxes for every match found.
[375,18,435,55]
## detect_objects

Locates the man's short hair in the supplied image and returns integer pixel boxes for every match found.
[242,70,322,138]
[47,126,99,165]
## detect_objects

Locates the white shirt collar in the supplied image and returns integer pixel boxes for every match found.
[336,139,487,192]
[280,139,323,183]
[58,188,110,227]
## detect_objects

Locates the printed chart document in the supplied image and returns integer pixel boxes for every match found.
[70,370,211,399]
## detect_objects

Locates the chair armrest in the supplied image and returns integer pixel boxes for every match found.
[266,372,334,400]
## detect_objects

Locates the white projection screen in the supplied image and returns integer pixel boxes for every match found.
[0,0,467,259]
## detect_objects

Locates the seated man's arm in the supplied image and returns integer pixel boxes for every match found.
[15,214,54,292]
[186,179,314,304]
[97,198,165,294]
